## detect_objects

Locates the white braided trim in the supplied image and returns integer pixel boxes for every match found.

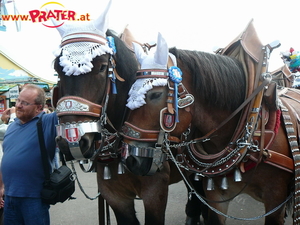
[126,78,168,110]
[61,33,108,44]
[54,42,113,76]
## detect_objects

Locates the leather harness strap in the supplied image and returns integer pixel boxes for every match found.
[248,150,294,173]
[122,122,181,143]
[123,56,192,145]
[191,79,269,143]
[281,98,300,221]
[56,96,102,117]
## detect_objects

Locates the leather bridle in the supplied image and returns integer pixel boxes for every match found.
[121,67,194,175]
[55,33,120,160]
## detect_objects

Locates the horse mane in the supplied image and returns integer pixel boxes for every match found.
[169,47,246,111]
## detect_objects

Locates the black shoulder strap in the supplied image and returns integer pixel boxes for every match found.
[37,113,50,181]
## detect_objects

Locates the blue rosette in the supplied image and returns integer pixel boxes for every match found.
[107,36,117,94]
[290,55,300,69]
[107,36,117,54]
[168,66,183,122]
[110,71,117,94]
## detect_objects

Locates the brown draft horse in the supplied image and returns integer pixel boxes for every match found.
[122,32,208,225]
[52,2,187,225]
[122,21,300,225]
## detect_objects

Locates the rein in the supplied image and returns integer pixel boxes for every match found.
[190,79,270,144]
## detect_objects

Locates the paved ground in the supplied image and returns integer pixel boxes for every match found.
[50,162,293,225]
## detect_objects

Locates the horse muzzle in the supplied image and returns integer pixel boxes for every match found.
[121,142,167,176]
[56,121,101,160]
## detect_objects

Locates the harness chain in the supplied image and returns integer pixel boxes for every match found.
[280,101,300,223]
[186,144,242,169]
[71,161,101,200]
[165,138,293,221]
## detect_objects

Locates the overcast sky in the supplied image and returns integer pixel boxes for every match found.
[1,0,299,83]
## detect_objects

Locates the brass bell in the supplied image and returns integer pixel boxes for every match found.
[103,165,111,180]
[194,173,200,181]
[117,162,125,175]
[234,168,242,182]
[221,176,228,190]
[206,177,214,191]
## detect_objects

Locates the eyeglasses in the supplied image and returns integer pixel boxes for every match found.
[16,98,37,106]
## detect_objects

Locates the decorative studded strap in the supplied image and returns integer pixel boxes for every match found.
[56,96,102,117]
[280,97,300,223]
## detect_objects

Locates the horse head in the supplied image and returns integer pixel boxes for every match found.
[53,0,138,160]
[121,33,193,175]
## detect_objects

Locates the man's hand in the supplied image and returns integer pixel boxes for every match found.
[1,107,15,124]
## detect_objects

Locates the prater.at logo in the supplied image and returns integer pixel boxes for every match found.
[28,2,90,28]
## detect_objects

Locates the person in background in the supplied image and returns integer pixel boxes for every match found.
[43,104,51,114]
[0,84,58,225]
[0,107,16,211]
[0,107,16,141]
[0,107,16,161]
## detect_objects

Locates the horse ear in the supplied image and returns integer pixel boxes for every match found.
[154,32,168,68]
[54,24,65,37]
[93,0,112,37]
[47,8,64,37]
[51,85,60,109]
[133,42,147,65]
[52,0,112,37]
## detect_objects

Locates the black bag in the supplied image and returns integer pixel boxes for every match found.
[40,165,75,205]
[37,114,75,205]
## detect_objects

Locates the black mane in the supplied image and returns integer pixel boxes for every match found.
[169,47,246,111]
[106,29,138,88]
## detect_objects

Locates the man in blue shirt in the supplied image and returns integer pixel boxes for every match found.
[0,84,58,225]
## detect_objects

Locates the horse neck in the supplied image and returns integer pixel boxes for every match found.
[191,101,241,154]
[106,87,130,131]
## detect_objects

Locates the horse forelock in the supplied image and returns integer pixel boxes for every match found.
[169,47,246,111]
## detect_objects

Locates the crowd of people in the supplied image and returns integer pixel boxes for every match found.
[0,84,59,225]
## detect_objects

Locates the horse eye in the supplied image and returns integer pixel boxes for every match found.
[149,92,162,100]
[99,64,108,72]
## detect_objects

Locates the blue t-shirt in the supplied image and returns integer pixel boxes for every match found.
[1,112,58,198]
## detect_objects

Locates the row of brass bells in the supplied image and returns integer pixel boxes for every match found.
[194,168,242,191]
[103,162,126,180]
[206,176,230,191]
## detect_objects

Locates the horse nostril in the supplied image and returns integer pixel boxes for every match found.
[56,136,74,161]
[56,134,96,160]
